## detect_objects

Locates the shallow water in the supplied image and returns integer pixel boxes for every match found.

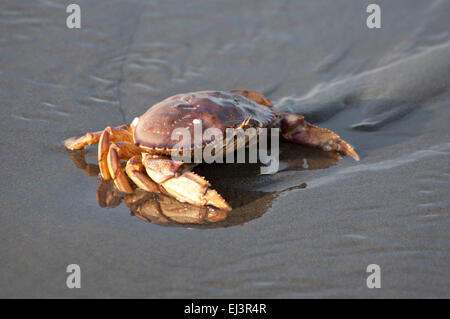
[1,0,449,298]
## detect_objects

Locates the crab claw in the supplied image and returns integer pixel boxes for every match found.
[278,111,360,161]
[161,172,231,211]
[333,139,360,161]
[141,154,231,211]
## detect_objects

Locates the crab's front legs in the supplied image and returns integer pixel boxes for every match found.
[64,124,135,180]
[141,154,231,211]
[97,126,139,179]
[276,112,360,161]
[95,127,141,192]
[125,155,161,194]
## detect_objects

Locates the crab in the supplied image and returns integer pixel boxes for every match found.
[65,90,359,211]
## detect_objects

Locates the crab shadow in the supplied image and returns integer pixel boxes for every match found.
[69,143,340,228]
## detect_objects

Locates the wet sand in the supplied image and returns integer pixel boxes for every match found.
[0,0,449,297]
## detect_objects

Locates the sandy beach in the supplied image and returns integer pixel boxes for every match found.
[0,0,449,297]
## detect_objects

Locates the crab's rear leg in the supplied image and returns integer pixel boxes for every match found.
[141,154,231,211]
[277,112,359,161]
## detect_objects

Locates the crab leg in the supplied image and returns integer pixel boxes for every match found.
[98,128,112,179]
[64,124,133,150]
[97,125,142,180]
[116,142,142,159]
[105,142,144,193]
[277,112,360,161]
[125,155,161,194]
[141,154,231,211]
[107,143,133,193]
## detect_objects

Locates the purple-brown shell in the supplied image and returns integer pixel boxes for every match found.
[133,91,274,150]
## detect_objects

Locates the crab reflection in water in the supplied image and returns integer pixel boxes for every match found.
[69,142,339,228]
